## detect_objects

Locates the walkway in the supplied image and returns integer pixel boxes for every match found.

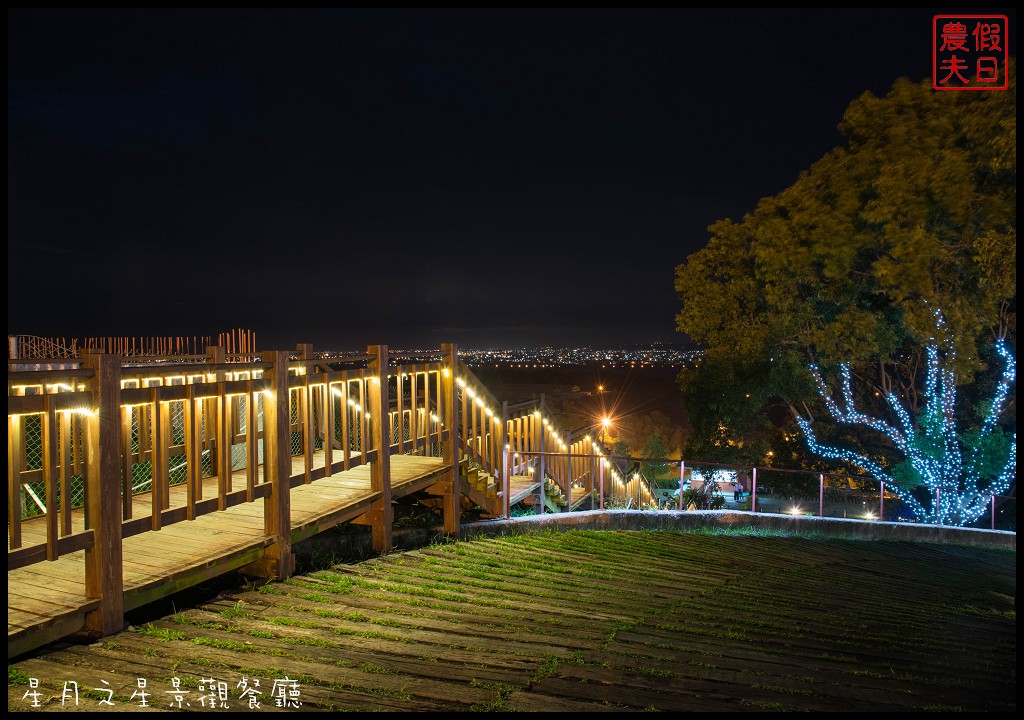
[8,451,446,658]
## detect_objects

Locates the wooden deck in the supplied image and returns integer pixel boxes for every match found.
[508,474,542,505]
[507,475,596,511]
[7,529,1015,712]
[8,450,447,659]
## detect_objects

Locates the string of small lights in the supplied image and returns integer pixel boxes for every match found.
[797,310,1015,527]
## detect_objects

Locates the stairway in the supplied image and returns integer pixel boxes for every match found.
[542,477,568,512]
[459,459,504,518]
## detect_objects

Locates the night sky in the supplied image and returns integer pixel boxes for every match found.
[7,8,1016,351]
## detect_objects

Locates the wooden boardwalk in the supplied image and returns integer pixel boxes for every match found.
[8,450,446,658]
[7,347,617,660]
[507,475,595,511]
[7,529,1015,712]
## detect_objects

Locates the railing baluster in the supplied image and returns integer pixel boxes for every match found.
[120,405,133,520]
[59,411,72,535]
[152,391,167,530]
[43,396,59,561]
[9,412,24,549]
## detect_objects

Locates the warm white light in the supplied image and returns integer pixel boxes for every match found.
[60,407,97,417]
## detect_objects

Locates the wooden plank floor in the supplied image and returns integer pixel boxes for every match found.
[508,475,542,505]
[8,531,1014,712]
[8,450,447,658]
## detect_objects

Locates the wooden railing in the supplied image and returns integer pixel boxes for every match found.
[8,329,256,360]
[454,362,605,516]
[7,338,667,643]
[455,361,505,475]
[7,344,463,635]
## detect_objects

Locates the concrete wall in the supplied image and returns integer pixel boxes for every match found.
[295,509,1015,570]
[461,509,1017,551]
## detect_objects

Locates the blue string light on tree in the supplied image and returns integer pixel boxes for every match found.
[796,309,1015,527]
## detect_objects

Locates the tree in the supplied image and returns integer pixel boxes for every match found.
[675,65,1016,507]
[798,310,1015,525]
[640,430,676,488]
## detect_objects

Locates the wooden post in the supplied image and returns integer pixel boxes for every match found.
[819,472,824,518]
[151,390,168,530]
[79,351,124,636]
[502,401,510,518]
[207,346,231,505]
[183,385,201,519]
[538,395,546,511]
[245,383,260,498]
[396,370,405,454]
[367,345,394,552]
[564,430,572,510]
[751,467,758,513]
[43,396,59,560]
[340,378,351,470]
[322,380,334,477]
[440,343,460,536]
[120,405,133,519]
[409,370,418,453]
[679,461,685,511]
[9,412,23,549]
[59,411,73,535]
[250,350,294,578]
[296,344,314,484]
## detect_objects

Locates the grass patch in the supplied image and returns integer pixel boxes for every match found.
[469,680,520,711]
[268,617,320,629]
[9,666,32,685]
[136,624,186,641]
[192,636,250,651]
[220,601,254,619]
[532,655,560,682]
[355,663,391,674]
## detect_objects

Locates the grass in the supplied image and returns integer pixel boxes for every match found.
[8,667,31,685]
[220,601,254,619]
[135,624,186,641]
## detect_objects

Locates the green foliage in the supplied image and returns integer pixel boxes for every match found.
[640,430,676,487]
[220,601,253,619]
[612,438,631,459]
[679,488,724,510]
[136,623,187,641]
[675,62,1016,469]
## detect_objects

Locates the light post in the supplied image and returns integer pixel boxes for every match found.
[601,416,611,452]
